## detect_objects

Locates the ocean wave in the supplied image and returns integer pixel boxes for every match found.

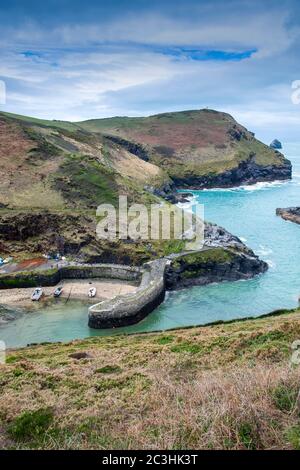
[266,259,276,269]
[201,179,289,193]
[256,244,273,257]
[176,194,197,212]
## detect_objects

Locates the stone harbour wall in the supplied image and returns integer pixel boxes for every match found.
[88,259,168,328]
[0,263,141,289]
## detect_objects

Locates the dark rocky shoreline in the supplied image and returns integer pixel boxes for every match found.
[166,248,268,290]
[171,154,292,190]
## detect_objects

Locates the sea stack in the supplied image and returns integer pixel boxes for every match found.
[270,139,282,149]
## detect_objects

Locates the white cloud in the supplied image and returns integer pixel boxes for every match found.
[1,0,300,140]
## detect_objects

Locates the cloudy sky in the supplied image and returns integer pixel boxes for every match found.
[0,0,300,142]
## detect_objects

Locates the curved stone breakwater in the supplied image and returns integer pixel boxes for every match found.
[88,259,168,328]
[88,246,267,328]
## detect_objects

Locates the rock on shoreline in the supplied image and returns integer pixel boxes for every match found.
[276,207,300,225]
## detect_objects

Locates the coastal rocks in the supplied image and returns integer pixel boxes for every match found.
[172,154,292,189]
[165,247,268,290]
[144,181,194,204]
[270,139,282,149]
[276,207,300,225]
[0,305,19,324]
[204,222,251,253]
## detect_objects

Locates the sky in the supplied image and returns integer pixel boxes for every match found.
[0,0,300,142]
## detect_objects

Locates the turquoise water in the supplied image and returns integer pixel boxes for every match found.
[1,143,300,348]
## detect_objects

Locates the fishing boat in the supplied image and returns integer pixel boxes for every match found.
[53,286,63,297]
[31,287,43,301]
[88,287,97,298]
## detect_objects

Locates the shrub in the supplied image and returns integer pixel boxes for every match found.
[8,408,54,441]
[272,384,298,412]
[286,425,300,450]
[96,365,122,374]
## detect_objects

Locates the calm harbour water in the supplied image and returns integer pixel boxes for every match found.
[1,143,300,348]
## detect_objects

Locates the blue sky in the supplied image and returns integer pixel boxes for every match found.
[0,0,300,142]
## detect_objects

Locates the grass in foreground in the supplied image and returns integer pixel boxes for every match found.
[1,310,300,449]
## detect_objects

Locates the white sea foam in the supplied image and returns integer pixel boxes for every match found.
[202,179,289,193]
[257,244,273,257]
[266,259,276,269]
[176,194,197,213]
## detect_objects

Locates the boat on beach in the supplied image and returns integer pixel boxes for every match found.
[53,286,63,297]
[88,287,97,298]
[31,288,43,301]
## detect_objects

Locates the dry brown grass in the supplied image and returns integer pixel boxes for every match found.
[1,311,300,449]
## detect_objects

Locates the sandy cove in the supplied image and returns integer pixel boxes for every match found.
[0,278,138,308]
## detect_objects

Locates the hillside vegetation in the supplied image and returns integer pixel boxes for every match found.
[0,113,176,263]
[78,109,289,183]
[0,109,291,261]
[0,310,300,449]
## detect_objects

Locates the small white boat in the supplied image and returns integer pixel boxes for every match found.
[53,286,63,298]
[31,287,43,301]
[88,287,97,298]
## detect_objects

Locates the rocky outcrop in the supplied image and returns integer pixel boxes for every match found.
[0,210,95,256]
[172,154,292,189]
[270,139,282,149]
[104,134,150,161]
[144,182,193,204]
[165,247,268,290]
[276,207,300,225]
[204,222,251,252]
